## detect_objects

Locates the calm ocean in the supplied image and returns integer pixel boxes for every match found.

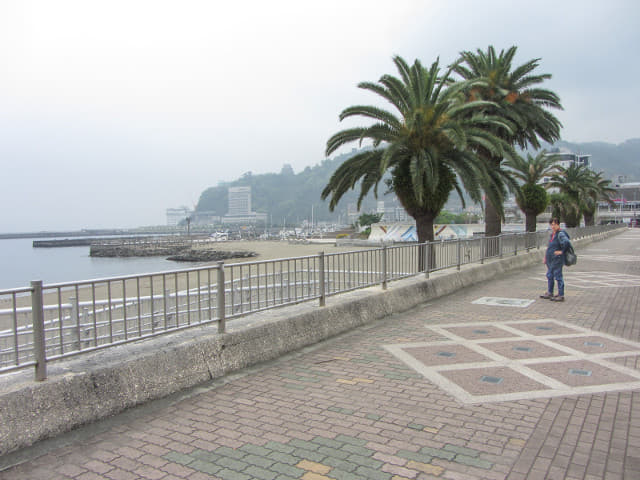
[0,238,187,290]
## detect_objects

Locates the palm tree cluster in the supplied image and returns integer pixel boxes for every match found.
[507,152,615,230]
[546,162,615,228]
[322,46,565,244]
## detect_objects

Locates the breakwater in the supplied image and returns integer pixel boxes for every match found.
[33,239,93,247]
[89,239,256,262]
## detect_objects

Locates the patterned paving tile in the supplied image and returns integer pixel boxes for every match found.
[384,319,640,404]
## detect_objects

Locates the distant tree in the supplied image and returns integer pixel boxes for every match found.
[581,170,616,226]
[453,46,563,238]
[435,211,458,224]
[280,164,295,176]
[322,55,513,248]
[357,212,383,227]
[547,163,594,227]
[548,192,578,226]
[505,151,557,232]
[435,210,481,224]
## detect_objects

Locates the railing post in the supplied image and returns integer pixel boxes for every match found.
[514,235,518,256]
[217,262,226,333]
[70,296,80,350]
[318,252,326,306]
[480,237,485,264]
[425,242,431,278]
[456,238,462,270]
[382,245,388,290]
[499,235,503,259]
[31,280,47,381]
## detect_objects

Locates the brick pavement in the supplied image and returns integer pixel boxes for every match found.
[1,229,639,479]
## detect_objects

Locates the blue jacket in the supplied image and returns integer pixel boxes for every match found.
[546,230,570,267]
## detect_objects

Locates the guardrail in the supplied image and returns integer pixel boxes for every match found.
[0,225,623,380]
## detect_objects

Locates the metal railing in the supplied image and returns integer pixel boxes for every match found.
[0,225,623,380]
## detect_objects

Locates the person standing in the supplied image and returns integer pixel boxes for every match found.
[540,218,570,302]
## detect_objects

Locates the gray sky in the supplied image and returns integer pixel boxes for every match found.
[1,0,638,233]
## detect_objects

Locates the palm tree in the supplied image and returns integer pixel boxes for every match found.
[547,163,594,227]
[506,151,557,232]
[581,171,616,226]
[548,192,578,225]
[453,45,563,238]
[321,56,513,251]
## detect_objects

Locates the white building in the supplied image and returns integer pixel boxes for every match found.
[224,186,267,224]
[228,186,252,215]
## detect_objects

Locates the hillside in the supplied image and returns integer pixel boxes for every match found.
[540,138,640,182]
[197,139,640,225]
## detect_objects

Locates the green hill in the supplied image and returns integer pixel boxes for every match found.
[196,149,391,226]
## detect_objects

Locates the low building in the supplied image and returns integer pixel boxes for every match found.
[166,207,192,226]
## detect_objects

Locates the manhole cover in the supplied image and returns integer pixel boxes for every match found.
[569,369,592,377]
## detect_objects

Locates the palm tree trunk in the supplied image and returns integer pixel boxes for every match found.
[525,212,537,233]
[415,213,436,272]
[481,152,504,238]
[583,212,595,226]
[485,198,502,236]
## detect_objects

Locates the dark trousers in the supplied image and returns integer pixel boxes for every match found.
[546,263,564,296]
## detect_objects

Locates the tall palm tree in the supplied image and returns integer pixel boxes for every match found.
[321,56,513,248]
[547,163,594,227]
[453,45,563,238]
[506,151,557,232]
[581,170,616,226]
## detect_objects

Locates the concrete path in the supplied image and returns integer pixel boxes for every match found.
[1,229,639,480]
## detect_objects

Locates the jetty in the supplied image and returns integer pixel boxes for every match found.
[88,236,256,261]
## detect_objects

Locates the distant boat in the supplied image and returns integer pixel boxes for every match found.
[209,232,228,241]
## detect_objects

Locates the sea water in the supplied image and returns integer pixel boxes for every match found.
[0,238,188,290]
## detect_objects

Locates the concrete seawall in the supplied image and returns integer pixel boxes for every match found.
[0,230,621,456]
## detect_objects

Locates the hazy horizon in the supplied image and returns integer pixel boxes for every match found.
[2,0,638,233]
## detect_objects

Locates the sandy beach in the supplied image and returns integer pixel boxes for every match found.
[190,239,374,264]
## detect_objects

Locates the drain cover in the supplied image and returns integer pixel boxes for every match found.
[513,346,533,352]
[473,329,489,335]
[584,341,605,347]
[569,369,592,377]
[480,375,503,384]
[436,351,456,358]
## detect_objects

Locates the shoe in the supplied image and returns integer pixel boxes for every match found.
[551,295,565,302]
[540,292,553,299]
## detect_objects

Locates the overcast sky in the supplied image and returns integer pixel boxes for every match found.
[1,0,638,233]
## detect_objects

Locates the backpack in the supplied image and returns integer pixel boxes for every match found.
[562,231,577,266]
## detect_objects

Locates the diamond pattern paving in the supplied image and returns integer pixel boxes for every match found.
[384,319,640,404]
